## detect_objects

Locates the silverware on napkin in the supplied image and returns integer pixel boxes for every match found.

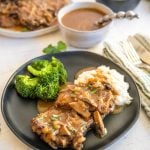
[120,39,150,73]
[128,36,150,65]
[103,40,150,117]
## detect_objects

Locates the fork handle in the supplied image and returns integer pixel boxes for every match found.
[96,10,139,25]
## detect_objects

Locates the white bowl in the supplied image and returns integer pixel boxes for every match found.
[57,2,113,48]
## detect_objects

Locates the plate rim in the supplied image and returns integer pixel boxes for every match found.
[0,24,58,38]
[1,51,141,150]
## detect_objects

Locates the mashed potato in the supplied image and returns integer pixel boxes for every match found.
[74,65,132,106]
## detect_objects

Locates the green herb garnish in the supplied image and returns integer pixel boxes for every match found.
[51,114,60,121]
[91,89,97,94]
[43,41,67,54]
[21,27,29,32]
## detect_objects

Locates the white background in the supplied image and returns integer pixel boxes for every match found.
[0,0,150,150]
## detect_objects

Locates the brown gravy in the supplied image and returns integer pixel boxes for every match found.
[62,8,106,31]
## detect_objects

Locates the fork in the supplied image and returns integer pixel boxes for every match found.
[120,40,150,73]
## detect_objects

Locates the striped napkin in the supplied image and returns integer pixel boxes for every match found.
[103,36,150,117]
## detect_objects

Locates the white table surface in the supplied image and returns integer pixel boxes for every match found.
[0,0,150,150]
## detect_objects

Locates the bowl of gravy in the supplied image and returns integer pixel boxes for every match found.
[57,2,113,48]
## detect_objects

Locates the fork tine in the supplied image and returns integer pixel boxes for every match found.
[120,41,136,63]
[126,41,140,63]
[127,43,150,87]
[124,41,138,61]
[127,40,141,61]
[121,40,142,65]
[124,41,137,62]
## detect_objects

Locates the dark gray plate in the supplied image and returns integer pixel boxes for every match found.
[1,51,140,150]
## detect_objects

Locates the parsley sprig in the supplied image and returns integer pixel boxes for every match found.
[43,41,67,54]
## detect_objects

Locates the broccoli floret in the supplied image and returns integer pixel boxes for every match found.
[39,66,59,84]
[51,57,67,84]
[15,57,67,101]
[28,57,67,85]
[15,75,38,98]
[27,60,52,77]
[35,67,60,100]
[35,80,60,100]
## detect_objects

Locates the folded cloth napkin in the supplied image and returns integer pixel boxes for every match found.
[103,40,150,117]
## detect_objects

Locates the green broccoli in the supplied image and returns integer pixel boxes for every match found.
[27,60,51,77]
[35,66,60,100]
[28,57,67,85]
[35,80,60,100]
[15,57,67,101]
[51,57,67,84]
[15,75,38,98]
